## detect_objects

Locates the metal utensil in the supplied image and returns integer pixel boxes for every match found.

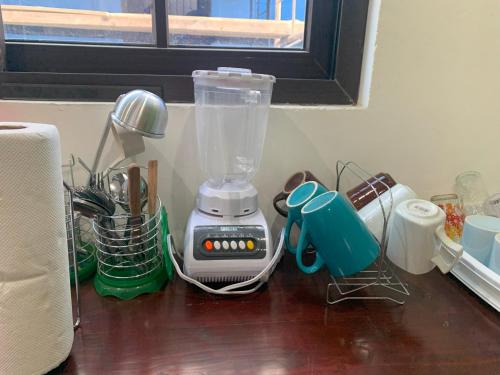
[90,90,168,182]
[72,187,119,253]
[73,186,116,216]
[109,171,148,211]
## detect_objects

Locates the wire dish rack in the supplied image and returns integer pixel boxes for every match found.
[326,161,410,305]
[63,155,97,284]
[63,181,81,329]
[65,201,97,284]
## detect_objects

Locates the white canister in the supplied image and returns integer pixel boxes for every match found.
[357,184,417,242]
[387,199,463,275]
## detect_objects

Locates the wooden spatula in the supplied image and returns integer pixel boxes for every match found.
[128,164,143,253]
[148,160,158,218]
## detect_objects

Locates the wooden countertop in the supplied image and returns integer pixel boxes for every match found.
[51,252,500,375]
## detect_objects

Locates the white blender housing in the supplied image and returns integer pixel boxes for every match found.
[183,67,276,282]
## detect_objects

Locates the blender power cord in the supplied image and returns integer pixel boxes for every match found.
[167,228,285,295]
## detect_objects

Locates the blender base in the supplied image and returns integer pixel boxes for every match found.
[183,208,273,283]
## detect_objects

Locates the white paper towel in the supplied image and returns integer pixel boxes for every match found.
[0,123,74,375]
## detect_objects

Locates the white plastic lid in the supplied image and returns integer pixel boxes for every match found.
[192,67,276,91]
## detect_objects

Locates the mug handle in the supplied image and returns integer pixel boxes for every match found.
[431,224,463,273]
[284,217,308,254]
[295,221,324,273]
[273,191,288,217]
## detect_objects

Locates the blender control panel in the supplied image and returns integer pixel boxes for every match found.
[193,225,266,260]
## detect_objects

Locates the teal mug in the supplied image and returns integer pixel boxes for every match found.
[296,191,380,276]
[285,181,327,254]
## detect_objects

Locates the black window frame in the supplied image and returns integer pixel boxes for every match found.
[0,0,369,105]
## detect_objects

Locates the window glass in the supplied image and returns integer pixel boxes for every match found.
[1,0,155,44]
[167,0,307,49]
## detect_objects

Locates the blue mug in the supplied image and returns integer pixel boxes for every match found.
[296,191,380,276]
[285,181,327,254]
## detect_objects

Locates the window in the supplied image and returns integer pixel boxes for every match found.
[0,1,369,104]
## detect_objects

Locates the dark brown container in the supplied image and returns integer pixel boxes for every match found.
[347,173,397,211]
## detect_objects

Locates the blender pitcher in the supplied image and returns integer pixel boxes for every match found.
[193,67,275,188]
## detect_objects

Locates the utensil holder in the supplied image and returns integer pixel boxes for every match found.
[325,161,410,305]
[92,196,168,300]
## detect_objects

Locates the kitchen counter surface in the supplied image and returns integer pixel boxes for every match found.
[51,252,500,375]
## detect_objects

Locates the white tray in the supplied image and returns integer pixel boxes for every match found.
[451,250,500,312]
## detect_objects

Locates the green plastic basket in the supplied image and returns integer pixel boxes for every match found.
[69,241,97,285]
[93,262,168,300]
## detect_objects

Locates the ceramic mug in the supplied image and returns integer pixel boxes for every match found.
[295,191,380,276]
[284,181,327,254]
[461,215,500,264]
[387,199,463,275]
[488,233,500,275]
[357,184,417,242]
[273,171,325,217]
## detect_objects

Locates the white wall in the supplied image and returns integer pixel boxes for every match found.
[1,0,499,243]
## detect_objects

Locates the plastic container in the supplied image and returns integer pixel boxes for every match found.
[193,67,275,187]
[452,250,500,312]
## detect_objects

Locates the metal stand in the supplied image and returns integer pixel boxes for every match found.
[64,181,81,329]
[326,161,410,305]
[62,155,81,329]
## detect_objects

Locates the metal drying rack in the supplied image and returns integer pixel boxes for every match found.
[326,161,410,305]
[62,155,81,329]
[63,181,81,329]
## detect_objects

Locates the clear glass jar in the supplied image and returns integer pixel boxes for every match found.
[455,171,489,216]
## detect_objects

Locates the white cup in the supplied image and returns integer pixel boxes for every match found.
[461,215,500,264]
[387,199,463,275]
[489,233,500,274]
[357,184,417,242]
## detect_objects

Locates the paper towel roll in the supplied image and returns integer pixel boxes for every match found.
[0,123,74,375]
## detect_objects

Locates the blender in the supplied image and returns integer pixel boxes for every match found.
[183,67,278,283]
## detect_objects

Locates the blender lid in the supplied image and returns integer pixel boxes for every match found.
[193,67,276,90]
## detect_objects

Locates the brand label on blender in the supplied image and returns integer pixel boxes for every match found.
[220,226,239,232]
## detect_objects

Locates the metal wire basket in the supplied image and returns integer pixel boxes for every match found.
[92,197,168,300]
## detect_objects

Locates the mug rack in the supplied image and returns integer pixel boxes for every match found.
[326,161,410,305]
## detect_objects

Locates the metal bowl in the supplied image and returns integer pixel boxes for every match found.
[112,90,168,139]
